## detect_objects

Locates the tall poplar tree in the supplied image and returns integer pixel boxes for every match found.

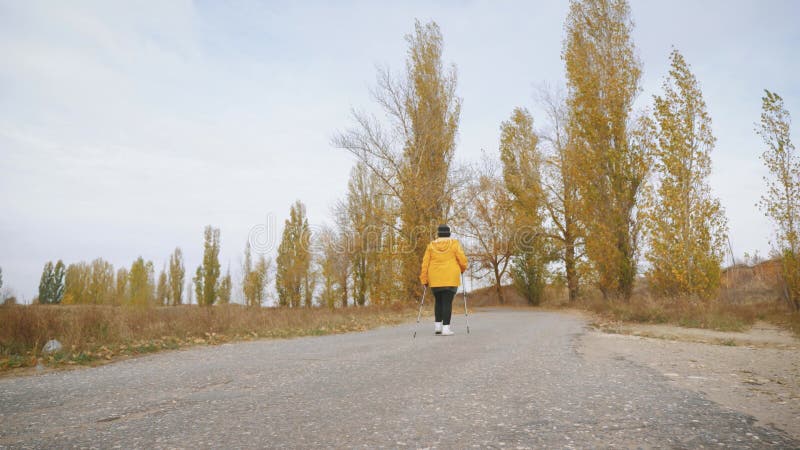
[38,260,66,304]
[335,20,461,302]
[63,262,90,304]
[498,108,555,305]
[537,87,584,301]
[194,226,221,306]
[563,0,651,299]
[218,265,232,305]
[38,261,54,304]
[645,49,728,298]
[193,266,203,306]
[398,20,461,301]
[186,280,193,305]
[500,108,543,223]
[342,163,394,305]
[758,90,800,310]
[168,247,185,305]
[318,226,349,309]
[156,267,169,306]
[88,258,115,304]
[243,240,254,304]
[242,241,271,307]
[276,201,312,307]
[115,267,128,303]
[129,257,155,307]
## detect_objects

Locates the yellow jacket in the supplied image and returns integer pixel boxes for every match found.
[419,238,468,287]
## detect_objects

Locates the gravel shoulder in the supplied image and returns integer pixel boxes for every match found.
[579,320,800,441]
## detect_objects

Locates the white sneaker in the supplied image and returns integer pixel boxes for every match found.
[434,322,443,335]
[441,325,454,336]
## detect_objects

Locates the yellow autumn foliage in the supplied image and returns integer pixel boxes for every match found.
[644,49,728,299]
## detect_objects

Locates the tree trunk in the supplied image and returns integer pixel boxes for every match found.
[341,275,348,308]
[565,238,578,302]
[494,265,504,305]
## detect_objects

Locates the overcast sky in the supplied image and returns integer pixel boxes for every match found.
[1,1,798,302]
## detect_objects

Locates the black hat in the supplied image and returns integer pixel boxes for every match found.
[437,224,451,237]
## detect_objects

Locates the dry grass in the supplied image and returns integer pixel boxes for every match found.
[577,294,758,332]
[0,304,415,372]
[572,279,800,336]
[465,285,528,307]
[468,259,800,337]
[761,308,800,337]
[464,284,568,308]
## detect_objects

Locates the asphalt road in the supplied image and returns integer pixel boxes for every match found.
[1,310,797,449]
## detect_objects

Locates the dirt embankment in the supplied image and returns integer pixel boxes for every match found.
[579,320,800,441]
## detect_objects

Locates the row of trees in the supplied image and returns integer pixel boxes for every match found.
[35,224,273,307]
[313,2,727,306]
[36,249,186,306]
[471,2,793,310]
[189,225,272,307]
[279,0,795,308]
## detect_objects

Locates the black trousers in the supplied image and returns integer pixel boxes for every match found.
[433,288,456,325]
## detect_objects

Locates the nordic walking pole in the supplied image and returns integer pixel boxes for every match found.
[412,285,427,339]
[461,273,470,334]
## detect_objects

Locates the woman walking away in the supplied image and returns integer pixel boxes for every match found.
[420,224,468,336]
